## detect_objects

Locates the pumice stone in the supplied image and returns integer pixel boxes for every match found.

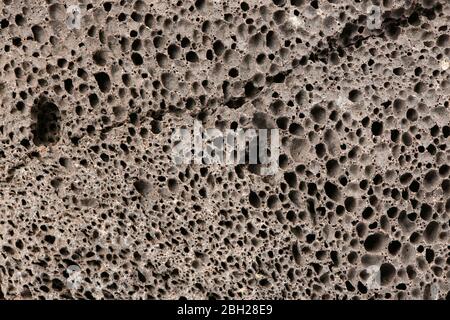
[0,0,448,300]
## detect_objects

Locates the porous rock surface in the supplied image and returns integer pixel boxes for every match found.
[0,0,449,299]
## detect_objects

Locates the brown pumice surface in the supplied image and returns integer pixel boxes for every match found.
[0,0,449,300]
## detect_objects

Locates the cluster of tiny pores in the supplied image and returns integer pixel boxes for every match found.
[0,0,449,299]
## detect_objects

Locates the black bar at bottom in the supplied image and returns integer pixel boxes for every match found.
[0,299,445,319]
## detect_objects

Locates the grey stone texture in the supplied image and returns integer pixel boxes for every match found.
[0,0,449,299]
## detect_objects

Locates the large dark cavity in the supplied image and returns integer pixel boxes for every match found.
[31,99,61,146]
